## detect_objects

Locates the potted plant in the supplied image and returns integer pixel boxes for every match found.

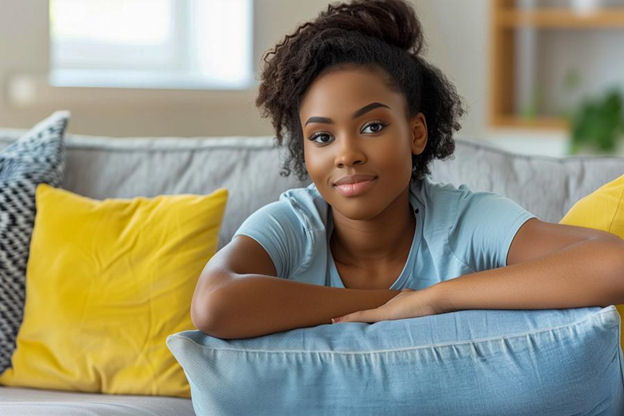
[568,89,624,155]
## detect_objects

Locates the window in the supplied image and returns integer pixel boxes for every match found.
[49,0,254,89]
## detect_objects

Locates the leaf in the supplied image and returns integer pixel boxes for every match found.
[569,89,624,154]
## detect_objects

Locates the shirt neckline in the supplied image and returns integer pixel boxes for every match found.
[327,193,423,290]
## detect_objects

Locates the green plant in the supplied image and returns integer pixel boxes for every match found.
[568,89,624,155]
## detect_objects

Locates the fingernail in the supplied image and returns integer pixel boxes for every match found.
[331,318,336,324]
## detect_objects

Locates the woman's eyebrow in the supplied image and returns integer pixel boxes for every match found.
[304,102,391,126]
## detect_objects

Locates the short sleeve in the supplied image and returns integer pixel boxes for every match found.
[449,187,536,271]
[232,200,306,279]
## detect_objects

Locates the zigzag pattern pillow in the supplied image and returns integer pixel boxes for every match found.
[0,111,69,372]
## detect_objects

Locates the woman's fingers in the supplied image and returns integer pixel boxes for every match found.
[332,307,384,323]
[331,289,434,323]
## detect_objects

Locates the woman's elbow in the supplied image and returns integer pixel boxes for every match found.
[190,269,233,335]
[603,239,624,303]
[191,289,223,335]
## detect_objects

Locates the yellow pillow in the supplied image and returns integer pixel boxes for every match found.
[0,184,228,397]
[559,174,624,349]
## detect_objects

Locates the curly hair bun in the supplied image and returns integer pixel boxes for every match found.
[316,0,424,54]
[256,0,463,182]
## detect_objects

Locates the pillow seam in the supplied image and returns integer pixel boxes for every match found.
[177,307,617,355]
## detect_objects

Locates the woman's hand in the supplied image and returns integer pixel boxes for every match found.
[331,287,441,324]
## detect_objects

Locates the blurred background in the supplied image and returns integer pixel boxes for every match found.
[1,0,623,157]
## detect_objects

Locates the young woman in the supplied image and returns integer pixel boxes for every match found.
[191,0,624,339]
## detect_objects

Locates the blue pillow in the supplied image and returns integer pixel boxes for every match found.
[167,306,624,415]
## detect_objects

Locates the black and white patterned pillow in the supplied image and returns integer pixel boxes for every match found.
[0,111,69,373]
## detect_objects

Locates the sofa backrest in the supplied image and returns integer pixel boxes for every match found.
[1,131,623,250]
[429,139,624,226]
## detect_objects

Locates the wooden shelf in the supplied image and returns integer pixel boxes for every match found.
[496,9,624,28]
[489,0,624,131]
[489,115,569,130]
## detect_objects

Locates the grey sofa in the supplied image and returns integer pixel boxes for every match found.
[0,130,622,415]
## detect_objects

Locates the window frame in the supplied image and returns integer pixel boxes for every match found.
[48,0,255,90]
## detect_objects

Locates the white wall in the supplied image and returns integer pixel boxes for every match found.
[411,0,489,140]
[0,0,489,139]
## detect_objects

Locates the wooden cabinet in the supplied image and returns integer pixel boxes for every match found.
[490,0,624,130]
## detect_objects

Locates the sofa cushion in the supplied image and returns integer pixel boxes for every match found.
[0,184,228,397]
[559,173,624,352]
[0,386,194,416]
[0,111,69,373]
[168,306,624,415]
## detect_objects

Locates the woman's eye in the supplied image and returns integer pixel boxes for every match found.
[309,133,333,144]
[361,122,387,134]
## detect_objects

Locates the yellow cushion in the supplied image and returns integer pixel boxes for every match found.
[0,184,228,397]
[559,174,624,350]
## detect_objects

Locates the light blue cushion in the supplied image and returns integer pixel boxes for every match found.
[167,306,624,415]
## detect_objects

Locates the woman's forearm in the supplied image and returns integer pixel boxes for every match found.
[203,275,400,339]
[432,239,624,313]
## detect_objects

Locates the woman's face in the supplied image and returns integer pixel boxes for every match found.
[299,66,427,221]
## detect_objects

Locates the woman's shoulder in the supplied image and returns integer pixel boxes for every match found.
[413,177,527,225]
[279,182,323,201]
[235,183,329,251]
[273,183,328,232]
[411,176,473,205]
[410,177,488,235]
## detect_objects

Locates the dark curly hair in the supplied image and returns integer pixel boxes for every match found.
[256,0,464,182]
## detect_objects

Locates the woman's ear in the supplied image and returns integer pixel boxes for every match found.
[410,113,428,155]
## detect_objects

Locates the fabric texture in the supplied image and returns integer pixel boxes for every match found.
[559,173,624,350]
[0,387,194,416]
[168,305,624,415]
[0,184,228,398]
[0,111,69,373]
[233,177,535,289]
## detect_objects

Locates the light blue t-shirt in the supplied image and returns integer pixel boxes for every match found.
[233,177,536,290]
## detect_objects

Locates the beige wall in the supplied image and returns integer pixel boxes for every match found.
[0,0,488,139]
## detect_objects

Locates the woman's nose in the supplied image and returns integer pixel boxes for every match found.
[334,135,367,168]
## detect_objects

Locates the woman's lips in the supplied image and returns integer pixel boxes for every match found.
[334,178,376,197]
